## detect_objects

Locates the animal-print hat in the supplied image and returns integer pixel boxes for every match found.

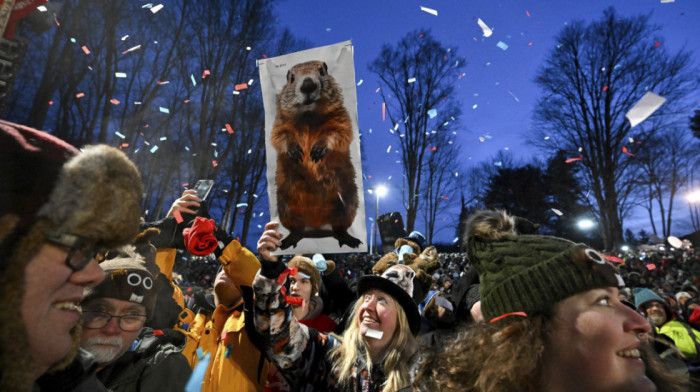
[357,264,421,335]
[464,209,624,322]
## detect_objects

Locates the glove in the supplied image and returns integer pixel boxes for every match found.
[213,226,235,259]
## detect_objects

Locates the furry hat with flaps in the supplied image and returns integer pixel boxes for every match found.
[83,229,160,317]
[287,255,322,297]
[358,264,421,335]
[464,209,624,322]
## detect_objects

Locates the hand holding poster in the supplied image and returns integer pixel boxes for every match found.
[259,41,367,254]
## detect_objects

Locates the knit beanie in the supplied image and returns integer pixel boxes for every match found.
[465,210,624,322]
[633,287,670,315]
[83,230,160,317]
[287,255,321,296]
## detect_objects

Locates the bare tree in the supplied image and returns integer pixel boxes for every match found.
[529,8,697,249]
[369,29,465,233]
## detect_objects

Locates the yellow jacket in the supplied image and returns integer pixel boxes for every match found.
[175,240,269,392]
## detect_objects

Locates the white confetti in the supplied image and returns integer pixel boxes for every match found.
[159,107,170,114]
[551,208,564,216]
[387,145,392,153]
[477,18,493,37]
[150,4,164,13]
[408,77,416,83]
[419,6,437,16]
[150,145,159,153]
[115,72,127,78]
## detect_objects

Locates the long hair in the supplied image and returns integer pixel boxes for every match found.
[414,316,687,392]
[331,295,417,392]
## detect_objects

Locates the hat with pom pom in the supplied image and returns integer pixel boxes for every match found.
[464,210,624,322]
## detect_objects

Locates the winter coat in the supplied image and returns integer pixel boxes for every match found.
[658,320,700,359]
[176,240,270,392]
[96,328,191,392]
[33,349,108,392]
[253,259,417,392]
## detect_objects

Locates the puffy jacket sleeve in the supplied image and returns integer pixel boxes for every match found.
[252,259,339,390]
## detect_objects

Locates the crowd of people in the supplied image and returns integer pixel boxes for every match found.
[3,117,700,392]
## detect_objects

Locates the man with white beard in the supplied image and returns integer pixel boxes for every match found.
[80,230,191,391]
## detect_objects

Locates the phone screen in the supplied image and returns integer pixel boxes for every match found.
[193,180,214,201]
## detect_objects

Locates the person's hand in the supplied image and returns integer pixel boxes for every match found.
[167,190,201,217]
[257,222,282,262]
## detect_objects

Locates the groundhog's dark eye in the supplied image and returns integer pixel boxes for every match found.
[319,66,326,76]
[290,74,295,83]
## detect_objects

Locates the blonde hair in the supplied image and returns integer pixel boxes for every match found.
[331,294,417,392]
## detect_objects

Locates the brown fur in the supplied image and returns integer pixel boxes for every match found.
[271,60,360,249]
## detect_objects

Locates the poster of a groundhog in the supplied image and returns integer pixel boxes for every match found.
[259,40,367,254]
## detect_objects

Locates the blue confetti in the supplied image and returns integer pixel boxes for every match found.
[427,109,437,118]
[236,203,248,208]
[191,74,196,86]
[115,131,126,139]
[159,107,170,114]
[185,353,210,392]
[150,145,159,153]
[497,41,509,51]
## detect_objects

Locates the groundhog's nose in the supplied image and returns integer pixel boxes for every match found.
[300,78,317,95]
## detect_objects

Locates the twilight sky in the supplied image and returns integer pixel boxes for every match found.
[270,0,700,244]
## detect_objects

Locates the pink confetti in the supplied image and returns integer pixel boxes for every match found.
[382,103,386,121]
[603,85,608,92]
[75,92,85,99]
[110,99,121,105]
[526,10,531,17]
[173,210,183,224]
[602,254,624,263]
[565,155,583,163]
[54,13,60,26]
[120,143,129,148]
[646,263,656,271]
[81,45,91,55]
[654,41,661,48]
[225,123,234,134]
[428,147,437,151]
[48,100,54,105]
[622,146,634,156]
[212,160,218,167]
[234,83,248,90]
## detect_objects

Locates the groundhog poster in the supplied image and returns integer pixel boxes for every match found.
[259,40,367,255]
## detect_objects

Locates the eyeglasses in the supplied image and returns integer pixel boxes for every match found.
[82,310,147,332]
[45,231,106,271]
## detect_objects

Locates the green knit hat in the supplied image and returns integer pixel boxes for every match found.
[464,210,624,322]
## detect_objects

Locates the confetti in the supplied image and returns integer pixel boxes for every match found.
[603,254,624,263]
[646,264,656,271]
[160,136,167,141]
[75,92,85,99]
[497,41,509,51]
[508,91,520,102]
[110,99,121,105]
[115,131,126,139]
[122,45,142,54]
[565,155,583,163]
[551,208,563,216]
[150,145,159,153]
[159,107,170,114]
[120,143,129,148]
[375,87,381,93]
[236,203,248,208]
[190,74,196,86]
[81,45,91,55]
[453,237,459,243]
[654,41,661,48]
[173,210,183,223]
[477,18,493,37]
[625,91,666,127]
[419,6,437,16]
[225,123,234,134]
[115,72,127,78]
[357,79,363,86]
[364,328,384,339]
[602,85,608,92]
[387,145,392,153]
[382,103,386,121]
[156,80,169,85]
[622,146,634,156]
[212,160,218,167]
[472,104,477,109]
[150,4,164,13]
[202,70,210,78]
[120,35,129,41]
[235,83,248,90]
[248,79,254,85]
[427,109,437,118]
[407,77,416,83]
[660,0,675,3]
[429,147,437,151]
[526,10,531,17]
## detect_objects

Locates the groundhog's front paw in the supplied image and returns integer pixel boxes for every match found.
[310,142,328,162]
[287,143,303,164]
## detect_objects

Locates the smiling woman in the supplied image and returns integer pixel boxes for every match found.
[414,210,687,392]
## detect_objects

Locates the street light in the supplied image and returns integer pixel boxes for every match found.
[577,219,595,230]
[372,185,388,255]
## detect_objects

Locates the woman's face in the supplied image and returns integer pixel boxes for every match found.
[541,287,655,392]
[358,289,398,358]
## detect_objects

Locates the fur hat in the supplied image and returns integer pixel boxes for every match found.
[83,230,159,316]
[357,264,421,335]
[287,255,321,296]
[464,210,624,322]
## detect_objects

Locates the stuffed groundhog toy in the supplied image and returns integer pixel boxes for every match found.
[372,231,441,303]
